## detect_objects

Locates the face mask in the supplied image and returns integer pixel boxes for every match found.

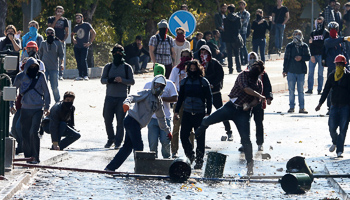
[293,34,302,45]
[188,70,199,79]
[28,50,36,57]
[329,29,338,38]
[159,28,168,40]
[29,26,37,36]
[153,87,163,96]
[47,35,54,44]
[176,33,185,42]
[62,101,73,109]
[248,58,257,66]
[316,22,323,31]
[27,67,39,79]
[249,66,261,81]
[113,54,125,66]
[256,14,262,21]
[334,64,345,81]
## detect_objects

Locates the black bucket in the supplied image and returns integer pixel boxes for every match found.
[286,156,314,181]
[280,173,312,194]
[168,157,191,183]
[204,152,227,178]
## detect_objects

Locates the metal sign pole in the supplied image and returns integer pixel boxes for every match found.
[0,55,6,176]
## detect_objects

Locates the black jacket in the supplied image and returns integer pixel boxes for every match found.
[319,71,350,106]
[222,12,241,43]
[197,45,224,94]
[251,20,271,40]
[309,27,329,56]
[124,42,149,62]
[283,42,311,74]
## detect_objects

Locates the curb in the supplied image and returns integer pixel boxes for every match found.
[0,152,69,200]
[324,163,350,200]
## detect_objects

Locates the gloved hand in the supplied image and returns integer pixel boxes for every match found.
[167,132,173,141]
[123,104,130,112]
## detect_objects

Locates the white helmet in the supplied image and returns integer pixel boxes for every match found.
[151,75,166,96]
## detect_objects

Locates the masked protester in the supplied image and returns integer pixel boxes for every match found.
[41,91,80,150]
[22,20,43,59]
[173,27,191,66]
[315,55,350,158]
[283,29,311,114]
[306,16,329,95]
[12,58,50,164]
[38,27,64,103]
[195,61,265,175]
[198,45,233,141]
[169,49,195,158]
[0,25,21,51]
[105,75,172,172]
[174,60,212,169]
[71,13,96,81]
[149,19,176,79]
[101,44,135,149]
[251,9,271,62]
[144,64,178,158]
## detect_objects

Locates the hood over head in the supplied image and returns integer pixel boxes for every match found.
[197,44,212,58]
[151,75,167,96]
[23,57,39,73]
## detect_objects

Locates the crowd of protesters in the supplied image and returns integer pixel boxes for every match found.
[2,0,350,175]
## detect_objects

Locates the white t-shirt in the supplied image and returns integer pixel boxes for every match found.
[169,67,187,92]
[173,40,190,66]
[143,80,178,119]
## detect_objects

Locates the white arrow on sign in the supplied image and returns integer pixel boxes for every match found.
[174,15,189,33]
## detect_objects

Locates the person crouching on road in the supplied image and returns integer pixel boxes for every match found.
[195,60,266,175]
[315,55,350,158]
[174,60,213,170]
[41,91,81,150]
[13,57,51,164]
[105,75,172,171]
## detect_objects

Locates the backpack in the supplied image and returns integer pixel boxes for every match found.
[154,34,172,57]
[106,63,131,94]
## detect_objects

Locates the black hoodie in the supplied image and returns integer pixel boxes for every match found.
[198,45,224,93]
[222,12,241,43]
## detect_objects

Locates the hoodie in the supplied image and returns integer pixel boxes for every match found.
[222,12,241,43]
[123,77,170,133]
[38,39,64,71]
[198,45,224,94]
[13,58,50,110]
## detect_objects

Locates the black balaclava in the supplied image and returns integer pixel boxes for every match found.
[62,101,73,109]
[256,14,262,21]
[113,54,125,66]
[249,63,262,81]
[159,28,168,41]
[27,65,39,79]
[28,50,36,57]
[47,35,55,44]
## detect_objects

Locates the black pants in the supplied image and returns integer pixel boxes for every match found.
[213,92,231,134]
[252,104,264,145]
[226,42,241,71]
[180,111,205,163]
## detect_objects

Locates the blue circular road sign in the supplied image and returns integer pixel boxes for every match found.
[168,10,197,38]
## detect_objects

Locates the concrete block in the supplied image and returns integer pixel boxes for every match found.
[5,137,15,169]
[134,151,174,175]
[62,67,103,79]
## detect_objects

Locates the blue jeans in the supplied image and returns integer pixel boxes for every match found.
[307,55,324,92]
[240,34,248,65]
[20,108,43,162]
[74,47,88,77]
[128,55,150,71]
[11,109,22,152]
[103,96,126,147]
[275,24,285,50]
[45,70,60,102]
[287,72,305,109]
[147,118,171,158]
[328,105,350,153]
[196,101,252,162]
[252,39,266,62]
[219,35,226,54]
[106,116,143,171]
[59,41,66,77]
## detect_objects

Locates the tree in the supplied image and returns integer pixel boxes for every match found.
[0,0,8,37]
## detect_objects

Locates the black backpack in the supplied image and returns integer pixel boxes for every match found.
[106,63,131,94]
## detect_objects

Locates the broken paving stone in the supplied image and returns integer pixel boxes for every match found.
[276,168,283,172]
[277,141,281,144]
[269,146,273,150]
[262,153,271,159]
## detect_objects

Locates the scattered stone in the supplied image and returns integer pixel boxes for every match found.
[188,178,197,184]
[166,195,171,199]
[277,141,281,144]
[269,146,273,150]
[262,153,271,160]
[221,136,227,141]
[276,168,283,172]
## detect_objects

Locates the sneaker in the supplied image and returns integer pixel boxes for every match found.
[205,145,211,149]
[236,69,242,73]
[188,155,195,164]
[318,91,322,95]
[75,77,83,81]
[227,133,233,141]
[238,145,244,152]
[172,153,179,158]
[135,70,142,74]
[229,69,233,74]
[337,152,343,158]
[326,110,330,115]
[247,161,254,175]
[104,141,114,148]
[329,144,336,152]
[59,76,64,81]
[287,108,295,113]
[141,68,149,73]
[114,144,121,150]
[194,162,203,170]
[104,167,114,172]
[305,90,312,94]
[83,76,89,81]
[258,145,263,151]
[299,109,308,114]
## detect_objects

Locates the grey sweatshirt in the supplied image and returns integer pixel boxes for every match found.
[124,81,170,133]
[38,40,64,71]
[13,58,51,110]
[100,62,135,98]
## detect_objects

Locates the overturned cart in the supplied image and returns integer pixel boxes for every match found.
[13,153,350,194]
